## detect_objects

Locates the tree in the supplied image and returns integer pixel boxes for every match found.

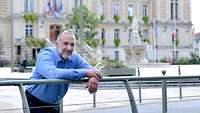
[65,6,100,48]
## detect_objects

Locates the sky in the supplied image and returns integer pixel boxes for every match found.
[191,0,200,33]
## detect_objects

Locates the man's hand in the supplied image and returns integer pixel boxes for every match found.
[86,69,103,80]
[86,77,99,94]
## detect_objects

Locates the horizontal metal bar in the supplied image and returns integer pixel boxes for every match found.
[0,75,200,86]
[0,79,70,86]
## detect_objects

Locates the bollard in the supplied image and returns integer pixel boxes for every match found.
[161,70,167,113]
[93,92,96,108]
[137,67,142,103]
[178,65,182,99]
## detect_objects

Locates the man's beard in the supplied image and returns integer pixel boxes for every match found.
[61,50,72,60]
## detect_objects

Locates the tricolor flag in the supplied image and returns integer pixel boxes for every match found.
[172,22,176,37]
[53,0,57,12]
[47,0,51,12]
[192,27,196,38]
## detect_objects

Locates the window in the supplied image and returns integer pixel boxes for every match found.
[115,50,119,61]
[25,25,33,38]
[171,0,178,19]
[128,5,133,16]
[143,29,149,39]
[100,2,104,15]
[25,0,34,13]
[114,29,120,39]
[128,29,132,42]
[16,46,21,56]
[113,3,120,15]
[143,5,148,17]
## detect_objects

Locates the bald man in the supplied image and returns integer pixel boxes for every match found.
[25,30,102,113]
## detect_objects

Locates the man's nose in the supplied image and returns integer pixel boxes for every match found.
[66,45,73,50]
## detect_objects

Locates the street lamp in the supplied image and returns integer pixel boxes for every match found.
[11,0,14,72]
[79,0,83,57]
[172,0,177,64]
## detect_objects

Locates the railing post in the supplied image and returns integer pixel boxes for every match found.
[178,65,182,99]
[59,100,63,113]
[161,70,167,113]
[18,83,30,113]
[124,80,138,113]
[93,92,96,108]
[137,67,142,103]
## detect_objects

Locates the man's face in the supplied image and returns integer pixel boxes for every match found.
[57,32,76,60]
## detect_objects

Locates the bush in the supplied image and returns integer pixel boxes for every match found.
[101,57,126,68]
[160,57,168,63]
[0,59,10,67]
[178,57,190,65]
[27,59,36,66]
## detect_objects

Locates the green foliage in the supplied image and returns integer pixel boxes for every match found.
[143,38,150,44]
[27,59,36,66]
[114,15,120,23]
[142,16,149,25]
[23,14,30,23]
[38,38,46,48]
[25,37,33,47]
[160,57,168,63]
[100,15,104,22]
[175,38,180,47]
[127,16,133,24]
[101,57,126,68]
[101,37,106,47]
[25,37,45,48]
[66,6,100,43]
[23,13,38,24]
[138,28,143,38]
[170,52,200,65]
[84,38,98,48]
[114,38,120,48]
[178,57,190,65]
[32,38,39,47]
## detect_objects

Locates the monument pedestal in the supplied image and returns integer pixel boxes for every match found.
[124,45,147,66]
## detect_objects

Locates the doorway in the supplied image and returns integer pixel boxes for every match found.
[50,25,62,44]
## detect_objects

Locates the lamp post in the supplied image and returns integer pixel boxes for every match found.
[79,0,83,57]
[11,0,14,72]
[172,0,177,63]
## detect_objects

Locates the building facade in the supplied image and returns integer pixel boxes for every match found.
[0,0,193,64]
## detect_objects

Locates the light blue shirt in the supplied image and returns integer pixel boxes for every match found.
[26,46,92,104]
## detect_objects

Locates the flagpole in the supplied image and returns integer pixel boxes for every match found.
[172,0,177,63]
[153,19,156,63]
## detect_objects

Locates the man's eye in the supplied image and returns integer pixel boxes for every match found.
[64,42,69,45]
[71,44,74,47]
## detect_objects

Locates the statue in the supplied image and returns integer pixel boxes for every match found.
[124,17,148,66]
[129,18,141,45]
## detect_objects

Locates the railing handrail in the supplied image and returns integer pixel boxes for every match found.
[1,75,200,85]
[1,75,200,113]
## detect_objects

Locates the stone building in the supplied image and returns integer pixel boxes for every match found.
[0,0,193,64]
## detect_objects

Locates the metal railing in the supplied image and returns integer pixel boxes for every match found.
[1,73,200,113]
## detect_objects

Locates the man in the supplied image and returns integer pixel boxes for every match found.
[25,30,102,113]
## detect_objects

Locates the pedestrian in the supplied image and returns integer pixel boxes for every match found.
[25,29,103,113]
[22,58,27,69]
